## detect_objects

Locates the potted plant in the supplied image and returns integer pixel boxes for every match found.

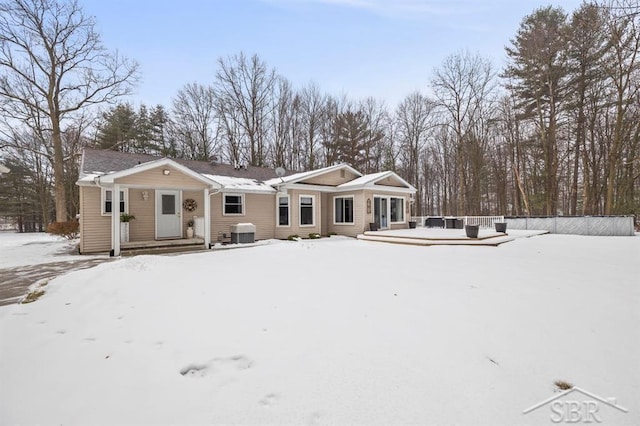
[120,213,135,243]
[465,224,479,238]
[494,222,507,233]
[186,219,194,239]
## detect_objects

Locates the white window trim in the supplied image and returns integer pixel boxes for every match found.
[333,195,355,225]
[390,196,406,224]
[101,187,129,216]
[299,194,315,227]
[373,194,406,225]
[276,194,290,227]
[222,193,245,216]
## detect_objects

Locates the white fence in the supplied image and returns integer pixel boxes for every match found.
[411,216,504,229]
[505,216,635,236]
[463,216,505,228]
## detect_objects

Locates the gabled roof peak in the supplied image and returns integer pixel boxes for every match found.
[264,163,361,186]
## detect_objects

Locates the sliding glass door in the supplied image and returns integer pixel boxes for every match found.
[374,197,388,229]
[374,196,405,229]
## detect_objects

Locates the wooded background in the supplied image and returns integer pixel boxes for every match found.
[1,0,639,231]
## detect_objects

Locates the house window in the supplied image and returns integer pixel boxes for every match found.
[390,197,405,223]
[223,194,244,215]
[299,195,315,226]
[102,188,127,215]
[277,195,289,226]
[334,196,354,224]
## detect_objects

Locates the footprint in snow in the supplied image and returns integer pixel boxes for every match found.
[180,363,210,377]
[308,411,323,425]
[260,393,278,407]
[180,355,253,378]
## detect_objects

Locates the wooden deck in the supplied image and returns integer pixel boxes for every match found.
[120,238,206,256]
[357,229,548,246]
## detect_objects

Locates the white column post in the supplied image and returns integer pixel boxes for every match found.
[112,184,121,256]
[203,187,211,248]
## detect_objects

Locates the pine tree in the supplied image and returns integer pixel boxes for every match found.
[328,110,378,170]
[95,103,139,152]
[504,6,570,215]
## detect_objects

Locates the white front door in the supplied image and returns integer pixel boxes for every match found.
[156,190,181,238]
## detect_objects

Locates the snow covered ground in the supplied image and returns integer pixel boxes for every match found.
[0,231,105,268]
[0,232,638,425]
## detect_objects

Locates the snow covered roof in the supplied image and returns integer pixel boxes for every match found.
[337,171,416,191]
[76,149,414,194]
[77,149,289,192]
[337,171,391,188]
[202,174,276,194]
[79,148,287,181]
[264,163,362,186]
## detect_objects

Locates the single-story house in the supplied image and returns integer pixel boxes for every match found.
[76,149,416,255]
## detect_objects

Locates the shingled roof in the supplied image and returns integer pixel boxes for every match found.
[80,148,290,181]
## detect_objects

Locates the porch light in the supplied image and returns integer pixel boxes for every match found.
[142,191,149,201]
[163,169,171,175]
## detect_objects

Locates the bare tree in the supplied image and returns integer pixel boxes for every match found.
[171,82,219,160]
[359,97,388,173]
[298,82,325,170]
[214,52,277,167]
[270,76,294,168]
[0,0,138,221]
[601,0,640,214]
[395,92,436,215]
[431,50,497,214]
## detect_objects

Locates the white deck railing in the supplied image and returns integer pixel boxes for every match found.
[462,216,504,228]
[411,215,505,229]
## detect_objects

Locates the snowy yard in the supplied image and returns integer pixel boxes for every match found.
[0,231,104,268]
[0,233,638,425]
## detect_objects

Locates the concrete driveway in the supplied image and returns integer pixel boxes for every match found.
[0,258,114,306]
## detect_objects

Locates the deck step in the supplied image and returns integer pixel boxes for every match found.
[121,244,207,257]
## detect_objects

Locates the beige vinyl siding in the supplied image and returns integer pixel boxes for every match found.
[79,186,111,254]
[363,190,410,230]
[274,189,322,239]
[116,165,208,189]
[325,191,366,237]
[181,190,205,238]
[128,188,155,241]
[210,192,275,241]
[80,186,208,252]
[320,193,329,235]
[299,168,359,186]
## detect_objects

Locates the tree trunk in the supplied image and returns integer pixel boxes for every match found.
[51,120,68,222]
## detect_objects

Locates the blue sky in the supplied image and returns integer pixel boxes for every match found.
[82,0,584,109]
